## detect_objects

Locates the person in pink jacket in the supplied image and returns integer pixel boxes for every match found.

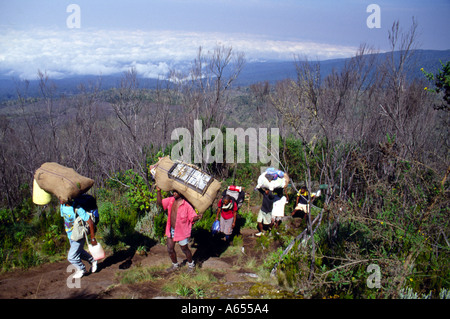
[156,186,201,272]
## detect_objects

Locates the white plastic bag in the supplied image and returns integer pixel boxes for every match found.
[88,242,105,260]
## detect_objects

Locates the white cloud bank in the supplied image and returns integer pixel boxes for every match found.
[0,28,358,80]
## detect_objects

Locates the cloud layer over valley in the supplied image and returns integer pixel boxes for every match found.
[0,28,358,80]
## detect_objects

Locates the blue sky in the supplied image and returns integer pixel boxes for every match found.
[0,0,449,79]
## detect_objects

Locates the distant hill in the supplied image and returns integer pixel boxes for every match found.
[0,75,163,103]
[1,49,449,102]
[235,49,450,86]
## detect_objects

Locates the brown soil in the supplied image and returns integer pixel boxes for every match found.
[0,228,281,299]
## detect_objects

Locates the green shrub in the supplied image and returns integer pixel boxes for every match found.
[239,209,257,229]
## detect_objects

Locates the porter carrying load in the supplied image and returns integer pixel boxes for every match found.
[150,156,221,214]
[34,162,94,203]
[256,168,289,218]
[222,185,246,209]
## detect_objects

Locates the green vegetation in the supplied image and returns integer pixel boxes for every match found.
[162,271,217,298]
[0,198,69,271]
[0,131,448,299]
[422,60,450,111]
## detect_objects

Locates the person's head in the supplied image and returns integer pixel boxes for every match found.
[222,195,232,205]
[263,187,270,194]
[172,190,181,200]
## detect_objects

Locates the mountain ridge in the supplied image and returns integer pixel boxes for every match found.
[1,49,449,101]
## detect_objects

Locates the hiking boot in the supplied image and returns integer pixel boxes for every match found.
[166,263,180,273]
[91,260,98,273]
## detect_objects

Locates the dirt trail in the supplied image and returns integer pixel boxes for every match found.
[0,229,271,299]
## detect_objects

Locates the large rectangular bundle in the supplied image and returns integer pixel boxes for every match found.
[256,171,289,191]
[151,157,221,214]
[34,162,94,203]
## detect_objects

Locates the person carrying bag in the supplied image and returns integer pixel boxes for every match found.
[61,200,99,279]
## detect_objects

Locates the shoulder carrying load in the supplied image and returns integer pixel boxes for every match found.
[34,162,94,203]
[151,156,221,214]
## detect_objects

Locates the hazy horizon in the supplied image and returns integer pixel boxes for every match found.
[1,0,449,80]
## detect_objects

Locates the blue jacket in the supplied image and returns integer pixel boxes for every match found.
[60,204,90,239]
